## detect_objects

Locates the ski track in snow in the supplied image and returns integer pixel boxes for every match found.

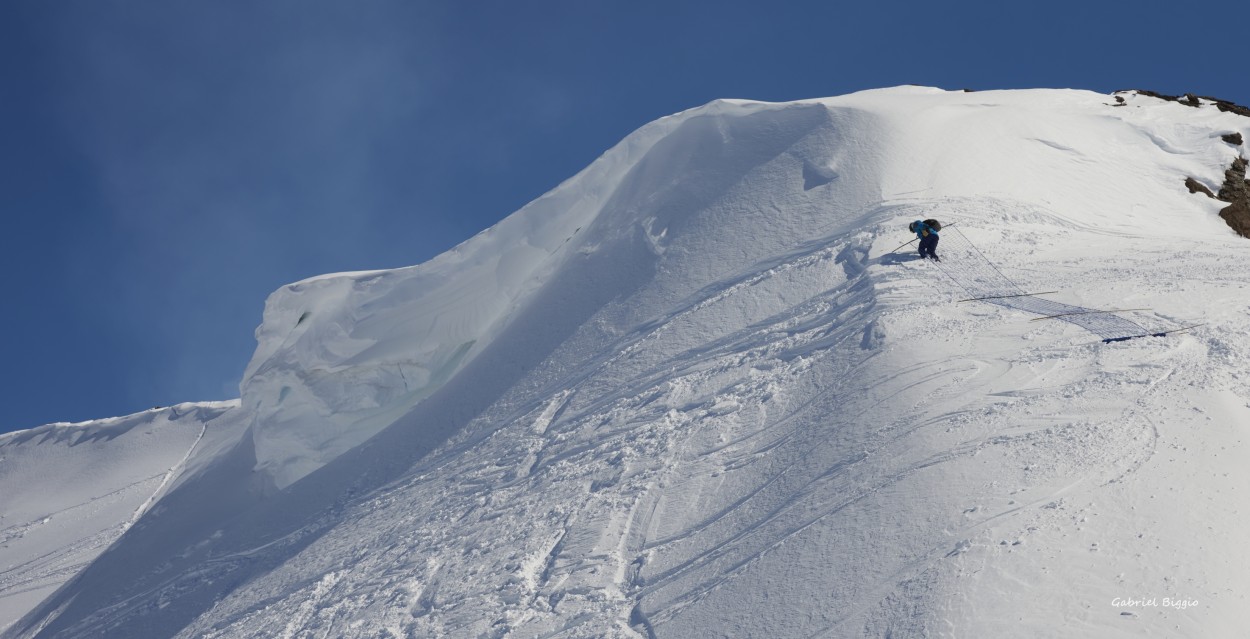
[6,87,1250,638]
[0,404,234,634]
[175,203,1247,639]
[124,418,211,528]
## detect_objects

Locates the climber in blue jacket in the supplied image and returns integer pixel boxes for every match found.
[909,219,941,261]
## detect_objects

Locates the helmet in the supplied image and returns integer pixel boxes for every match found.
[908,221,919,233]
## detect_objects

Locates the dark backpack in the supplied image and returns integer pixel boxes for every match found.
[922,218,942,232]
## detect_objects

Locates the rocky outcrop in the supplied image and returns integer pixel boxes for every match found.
[1186,177,1216,198]
[1137,89,1250,237]
[1208,98,1250,118]
[1218,158,1248,201]
[1186,155,1250,238]
[1128,90,1250,118]
[1219,201,1250,237]
[1216,157,1250,238]
[1132,90,1202,108]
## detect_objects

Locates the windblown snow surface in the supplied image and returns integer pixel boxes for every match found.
[5,86,1250,638]
[0,402,243,632]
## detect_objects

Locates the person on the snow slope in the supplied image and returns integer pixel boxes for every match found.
[909,219,941,261]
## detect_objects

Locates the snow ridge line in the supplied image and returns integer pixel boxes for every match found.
[124,417,210,529]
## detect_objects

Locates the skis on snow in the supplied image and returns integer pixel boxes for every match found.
[956,291,1060,303]
[1102,323,1206,343]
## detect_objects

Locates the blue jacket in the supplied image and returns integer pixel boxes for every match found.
[913,220,938,240]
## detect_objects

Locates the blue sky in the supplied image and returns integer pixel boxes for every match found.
[2,0,1245,433]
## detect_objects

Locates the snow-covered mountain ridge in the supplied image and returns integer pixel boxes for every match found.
[4,86,1250,638]
[0,402,243,631]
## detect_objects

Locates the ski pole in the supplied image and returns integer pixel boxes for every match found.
[956,291,1060,303]
[887,222,955,254]
[888,237,919,253]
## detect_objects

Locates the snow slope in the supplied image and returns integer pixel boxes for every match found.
[0,402,242,633]
[6,86,1250,638]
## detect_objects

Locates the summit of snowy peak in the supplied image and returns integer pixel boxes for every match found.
[842,84,949,96]
[237,94,885,489]
[233,85,1250,491]
[13,86,1250,639]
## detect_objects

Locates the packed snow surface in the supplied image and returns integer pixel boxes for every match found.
[4,86,1250,638]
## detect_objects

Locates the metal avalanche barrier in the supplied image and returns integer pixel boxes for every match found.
[925,226,1198,343]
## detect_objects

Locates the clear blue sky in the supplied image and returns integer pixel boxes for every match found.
[2,0,1244,432]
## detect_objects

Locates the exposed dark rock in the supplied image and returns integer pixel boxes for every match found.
[1185,177,1215,198]
[1220,200,1250,238]
[1130,89,1175,100]
[1201,97,1250,118]
[1130,90,1250,236]
[1217,157,1248,201]
[1216,157,1250,238]
[1188,156,1250,238]
[1130,89,1200,108]
[1127,89,1250,118]
[1113,95,1126,106]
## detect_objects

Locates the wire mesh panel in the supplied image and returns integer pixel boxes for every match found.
[924,226,1151,342]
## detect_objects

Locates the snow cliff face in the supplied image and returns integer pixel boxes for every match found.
[241,86,1244,490]
[238,97,886,490]
[6,87,1250,638]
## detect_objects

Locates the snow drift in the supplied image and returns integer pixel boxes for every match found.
[4,86,1250,638]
